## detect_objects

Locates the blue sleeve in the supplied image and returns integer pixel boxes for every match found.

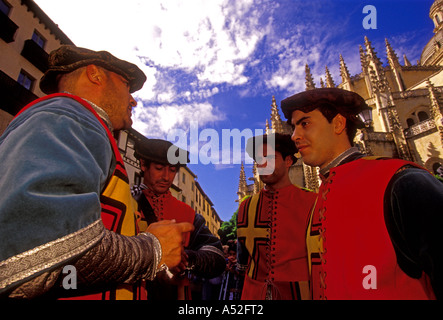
[384,167,443,299]
[0,98,114,262]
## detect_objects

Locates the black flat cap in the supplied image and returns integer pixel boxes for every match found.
[134,139,189,166]
[40,45,147,94]
[281,88,370,123]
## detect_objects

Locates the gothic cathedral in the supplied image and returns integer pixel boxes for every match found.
[238,0,443,199]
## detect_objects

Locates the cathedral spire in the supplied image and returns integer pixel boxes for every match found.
[363,36,398,133]
[364,36,385,79]
[339,54,354,91]
[325,66,336,88]
[427,79,443,111]
[339,54,351,83]
[359,45,368,72]
[364,36,378,60]
[386,38,405,91]
[385,38,400,69]
[237,162,247,200]
[305,64,316,90]
[364,36,390,94]
[403,54,412,67]
[270,96,283,133]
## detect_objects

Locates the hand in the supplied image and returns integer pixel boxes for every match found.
[146,219,194,269]
[170,251,189,275]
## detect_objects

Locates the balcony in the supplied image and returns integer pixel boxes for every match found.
[21,39,49,72]
[0,70,38,116]
[0,10,18,43]
[404,118,437,138]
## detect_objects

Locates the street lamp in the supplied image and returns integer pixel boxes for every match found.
[358,108,373,127]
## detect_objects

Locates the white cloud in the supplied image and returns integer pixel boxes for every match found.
[34,0,270,136]
[131,101,225,139]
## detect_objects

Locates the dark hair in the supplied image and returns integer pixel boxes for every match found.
[248,133,297,165]
[139,159,180,175]
[227,239,237,252]
[281,88,368,145]
[314,102,359,144]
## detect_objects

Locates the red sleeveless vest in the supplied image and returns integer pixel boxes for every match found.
[138,189,195,300]
[237,184,317,300]
[307,157,435,300]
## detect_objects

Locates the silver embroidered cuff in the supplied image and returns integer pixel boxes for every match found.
[139,232,163,281]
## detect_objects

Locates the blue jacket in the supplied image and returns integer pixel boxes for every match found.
[0,95,113,294]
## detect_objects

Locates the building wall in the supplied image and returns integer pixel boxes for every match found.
[1,0,61,91]
[0,0,73,134]
[0,109,13,133]
[193,182,221,237]
[174,165,196,209]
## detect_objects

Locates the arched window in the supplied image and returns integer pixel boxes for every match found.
[433,162,442,175]
[407,118,415,127]
[417,111,429,122]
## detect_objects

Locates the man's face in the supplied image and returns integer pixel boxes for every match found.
[142,160,178,194]
[101,71,137,130]
[290,109,339,170]
[256,144,291,187]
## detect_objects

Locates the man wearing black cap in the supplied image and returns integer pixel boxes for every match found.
[132,138,225,300]
[0,45,193,299]
[281,87,443,299]
[236,133,316,300]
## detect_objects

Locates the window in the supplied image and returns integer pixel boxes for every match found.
[191,182,195,191]
[182,172,186,184]
[406,118,415,128]
[31,30,46,49]
[117,131,129,152]
[18,70,34,90]
[182,195,186,204]
[0,0,11,15]
[433,163,443,177]
[134,172,142,187]
[417,111,429,122]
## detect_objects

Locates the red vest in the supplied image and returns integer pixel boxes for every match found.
[307,157,435,300]
[139,189,195,246]
[237,184,317,300]
[138,189,195,300]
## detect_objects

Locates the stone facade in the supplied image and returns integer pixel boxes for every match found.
[238,0,443,198]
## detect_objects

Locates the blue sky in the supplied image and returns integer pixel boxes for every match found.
[34,0,435,222]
